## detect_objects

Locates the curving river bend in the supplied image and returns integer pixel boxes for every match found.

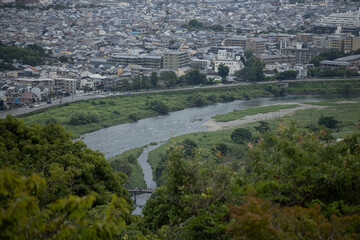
[81,94,354,214]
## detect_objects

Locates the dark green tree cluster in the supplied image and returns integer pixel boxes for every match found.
[274,70,298,80]
[181,19,224,32]
[309,49,347,67]
[308,67,360,78]
[0,116,153,239]
[0,42,49,68]
[235,58,266,82]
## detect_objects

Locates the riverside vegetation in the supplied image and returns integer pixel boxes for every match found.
[2,103,360,238]
[20,80,360,138]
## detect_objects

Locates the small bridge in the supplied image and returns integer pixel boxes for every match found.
[127,188,155,205]
[128,188,155,194]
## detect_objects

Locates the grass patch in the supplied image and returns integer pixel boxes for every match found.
[108,147,146,188]
[212,104,300,122]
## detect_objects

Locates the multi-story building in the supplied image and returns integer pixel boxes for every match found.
[214,60,242,76]
[317,8,360,27]
[162,51,190,70]
[258,54,296,66]
[246,38,267,54]
[297,33,314,43]
[344,37,360,52]
[55,78,76,94]
[224,36,247,48]
[109,55,163,69]
[281,48,327,64]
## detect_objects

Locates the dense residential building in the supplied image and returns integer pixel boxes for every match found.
[246,38,267,54]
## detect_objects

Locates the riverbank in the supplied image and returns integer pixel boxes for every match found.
[18,79,360,138]
[203,103,326,131]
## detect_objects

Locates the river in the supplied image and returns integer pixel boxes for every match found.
[81,94,357,214]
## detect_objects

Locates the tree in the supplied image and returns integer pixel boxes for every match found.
[318,116,339,129]
[231,128,252,144]
[246,123,360,208]
[159,71,177,88]
[185,69,207,85]
[147,100,169,114]
[0,115,131,207]
[237,58,265,81]
[218,64,229,79]
[150,71,158,87]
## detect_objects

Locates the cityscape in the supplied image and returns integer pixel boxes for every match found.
[1,0,360,239]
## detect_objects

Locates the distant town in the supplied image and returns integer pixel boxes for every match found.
[1,0,360,110]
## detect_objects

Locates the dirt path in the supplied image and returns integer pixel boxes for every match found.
[202,103,327,132]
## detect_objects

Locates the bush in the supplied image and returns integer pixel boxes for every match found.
[128,113,139,121]
[231,128,252,144]
[69,112,99,125]
[147,100,169,114]
[318,116,339,129]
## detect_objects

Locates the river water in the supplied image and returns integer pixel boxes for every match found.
[81,94,357,214]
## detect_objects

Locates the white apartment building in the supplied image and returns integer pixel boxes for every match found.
[318,9,360,27]
[214,60,242,76]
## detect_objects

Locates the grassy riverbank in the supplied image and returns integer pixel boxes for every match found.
[147,98,360,186]
[107,147,146,188]
[212,104,299,122]
[19,80,360,137]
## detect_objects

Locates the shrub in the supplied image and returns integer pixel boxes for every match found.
[231,128,252,144]
[318,116,339,129]
[69,112,99,125]
[128,113,139,121]
[147,100,169,114]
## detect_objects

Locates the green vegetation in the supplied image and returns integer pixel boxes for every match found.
[308,67,360,78]
[0,116,144,239]
[108,148,146,188]
[20,80,360,137]
[0,42,50,67]
[212,104,299,122]
[231,127,252,144]
[181,19,224,32]
[143,124,360,238]
[235,58,266,81]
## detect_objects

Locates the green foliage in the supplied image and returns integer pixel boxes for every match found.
[69,112,99,125]
[108,147,146,188]
[307,67,360,78]
[150,71,159,87]
[0,115,131,207]
[0,168,132,239]
[218,64,230,79]
[159,71,178,87]
[254,121,270,133]
[247,123,360,208]
[187,93,207,107]
[309,49,346,67]
[143,146,237,239]
[128,112,140,121]
[147,100,169,114]
[231,128,252,144]
[274,70,298,80]
[318,115,339,129]
[184,69,207,85]
[0,43,49,66]
[236,58,265,81]
[227,195,360,240]
[265,85,287,96]
[181,138,198,157]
